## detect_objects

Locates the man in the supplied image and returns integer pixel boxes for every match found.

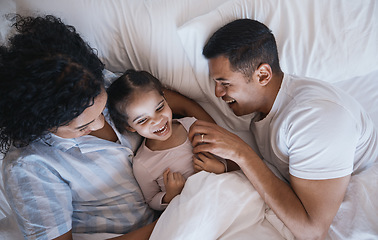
[189,19,378,239]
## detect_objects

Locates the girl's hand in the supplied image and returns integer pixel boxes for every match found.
[162,168,186,203]
[193,152,226,174]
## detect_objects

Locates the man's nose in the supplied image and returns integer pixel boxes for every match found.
[215,82,226,98]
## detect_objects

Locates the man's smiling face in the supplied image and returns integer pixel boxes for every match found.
[208,55,265,116]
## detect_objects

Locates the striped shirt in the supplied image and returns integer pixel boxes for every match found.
[2,116,154,239]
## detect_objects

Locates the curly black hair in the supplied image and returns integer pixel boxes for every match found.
[0,15,105,153]
[107,69,164,134]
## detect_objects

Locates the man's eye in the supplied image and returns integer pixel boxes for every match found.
[222,82,230,86]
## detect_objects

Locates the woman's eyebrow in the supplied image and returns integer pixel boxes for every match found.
[75,119,95,130]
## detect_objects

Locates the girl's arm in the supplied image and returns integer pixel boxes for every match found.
[133,159,168,211]
[163,88,215,123]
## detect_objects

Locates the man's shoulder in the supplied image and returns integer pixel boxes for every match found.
[283,74,353,106]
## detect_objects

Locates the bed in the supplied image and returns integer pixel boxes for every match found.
[1,0,377,239]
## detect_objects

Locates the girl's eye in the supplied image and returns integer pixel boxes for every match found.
[137,118,147,125]
[156,103,165,111]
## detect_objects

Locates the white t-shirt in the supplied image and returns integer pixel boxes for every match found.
[250,74,378,182]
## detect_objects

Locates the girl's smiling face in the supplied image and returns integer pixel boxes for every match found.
[125,89,173,141]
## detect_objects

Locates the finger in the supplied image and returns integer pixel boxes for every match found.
[192,133,212,147]
[192,142,215,154]
[173,172,184,180]
[163,168,170,185]
[193,163,203,172]
[196,153,211,163]
[188,120,215,141]
[199,152,213,159]
[172,172,184,184]
[171,172,177,180]
[193,157,205,169]
[176,172,184,181]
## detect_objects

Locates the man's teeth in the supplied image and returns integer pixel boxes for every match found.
[225,99,236,104]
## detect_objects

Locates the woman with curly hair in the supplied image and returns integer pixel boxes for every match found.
[0,15,214,240]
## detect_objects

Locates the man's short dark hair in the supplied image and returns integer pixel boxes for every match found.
[203,19,281,77]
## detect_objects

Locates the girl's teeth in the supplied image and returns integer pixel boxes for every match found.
[154,123,167,133]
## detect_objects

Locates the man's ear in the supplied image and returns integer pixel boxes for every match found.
[126,126,136,132]
[256,64,273,86]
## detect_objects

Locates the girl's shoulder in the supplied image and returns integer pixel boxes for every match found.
[174,117,197,131]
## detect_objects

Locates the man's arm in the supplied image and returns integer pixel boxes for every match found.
[163,88,215,123]
[237,153,350,239]
[188,120,350,239]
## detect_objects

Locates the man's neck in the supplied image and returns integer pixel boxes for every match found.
[262,71,284,116]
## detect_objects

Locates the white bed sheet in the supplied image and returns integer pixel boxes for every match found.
[0,0,377,239]
[150,171,294,240]
[150,163,378,240]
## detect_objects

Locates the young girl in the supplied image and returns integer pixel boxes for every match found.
[107,70,226,211]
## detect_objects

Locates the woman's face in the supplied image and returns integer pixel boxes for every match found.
[125,89,173,141]
[52,88,107,139]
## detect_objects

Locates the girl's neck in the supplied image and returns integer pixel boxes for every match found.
[145,121,187,151]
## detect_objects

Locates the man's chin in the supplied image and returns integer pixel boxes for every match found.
[231,107,252,117]
[231,108,243,116]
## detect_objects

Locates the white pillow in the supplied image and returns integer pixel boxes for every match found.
[177,0,378,145]
[178,0,378,84]
[0,0,16,45]
[334,69,378,130]
[13,0,231,101]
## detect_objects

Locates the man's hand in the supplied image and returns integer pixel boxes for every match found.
[188,120,257,163]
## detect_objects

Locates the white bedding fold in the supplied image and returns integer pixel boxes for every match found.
[150,171,294,240]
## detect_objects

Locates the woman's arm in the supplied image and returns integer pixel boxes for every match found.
[163,88,215,123]
[53,221,157,240]
[109,220,157,240]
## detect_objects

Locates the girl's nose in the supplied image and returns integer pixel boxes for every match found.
[151,113,165,126]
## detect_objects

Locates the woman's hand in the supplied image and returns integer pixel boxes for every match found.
[162,168,186,204]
